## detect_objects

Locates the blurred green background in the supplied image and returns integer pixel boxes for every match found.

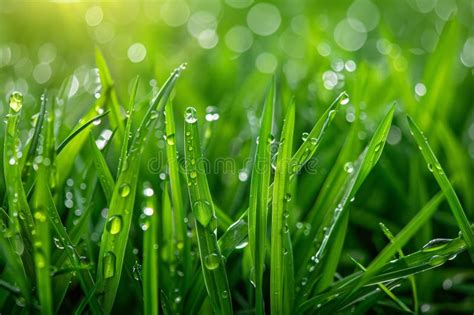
[1,0,474,312]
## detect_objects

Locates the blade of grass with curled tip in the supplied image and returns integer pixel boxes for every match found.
[271,100,295,315]
[184,107,233,315]
[142,182,159,315]
[248,80,274,315]
[96,65,185,313]
[407,116,474,259]
[95,48,125,140]
[164,100,190,288]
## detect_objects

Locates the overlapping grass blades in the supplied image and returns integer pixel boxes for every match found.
[247,80,274,315]
[96,64,185,312]
[183,106,232,315]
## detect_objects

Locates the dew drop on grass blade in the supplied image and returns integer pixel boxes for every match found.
[270,99,295,315]
[407,116,474,259]
[184,106,233,315]
[248,79,274,315]
[96,64,185,313]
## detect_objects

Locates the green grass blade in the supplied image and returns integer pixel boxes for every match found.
[349,256,412,313]
[96,64,184,313]
[142,182,159,315]
[407,116,474,259]
[248,80,274,315]
[88,134,115,204]
[3,92,35,252]
[164,100,190,288]
[270,99,295,315]
[117,76,139,175]
[289,92,346,174]
[184,106,233,315]
[95,48,125,140]
[56,110,110,154]
[379,223,419,314]
[298,104,396,300]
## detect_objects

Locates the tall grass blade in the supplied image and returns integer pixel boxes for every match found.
[248,80,274,315]
[184,106,233,315]
[270,99,295,315]
[164,100,190,288]
[142,182,159,315]
[96,64,184,313]
[407,116,474,259]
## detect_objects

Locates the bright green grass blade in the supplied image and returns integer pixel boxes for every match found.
[407,116,474,259]
[379,223,419,314]
[283,226,295,315]
[118,76,139,175]
[297,104,396,300]
[164,100,190,288]
[3,92,35,253]
[270,99,295,315]
[313,191,445,313]
[56,110,110,154]
[289,92,346,175]
[95,47,125,140]
[184,106,233,315]
[327,236,467,313]
[96,64,184,313]
[42,177,102,313]
[248,79,274,315]
[31,110,54,315]
[20,91,47,182]
[142,182,159,315]
[88,134,115,204]
[349,256,412,313]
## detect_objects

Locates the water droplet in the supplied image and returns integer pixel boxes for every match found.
[106,215,123,235]
[34,211,47,222]
[54,237,65,250]
[302,132,309,142]
[189,171,197,179]
[428,255,448,267]
[205,106,220,121]
[310,138,318,146]
[119,184,131,197]
[35,250,46,269]
[284,193,292,202]
[427,163,433,172]
[150,110,159,120]
[204,253,221,270]
[282,224,289,234]
[166,134,175,145]
[193,200,213,227]
[344,162,354,173]
[422,238,451,252]
[185,107,198,124]
[267,134,275,144]
[132,261,142,281]
[221,290,229,299]
[235,240,248,249]
[340,92,349,105]
[103,251,116,278]
[9,91,23,112]
[139,214,150,231]
[8,157,16,165]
